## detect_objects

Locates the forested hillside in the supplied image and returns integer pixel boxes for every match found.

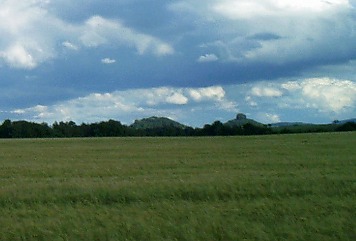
[0,114,355,138]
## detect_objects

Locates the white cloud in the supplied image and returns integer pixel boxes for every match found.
[245,96,258,107]
[8,79,356,125]
[213,1,273,20]
[171,0,351,22]
[300,78,356,113]
[166,92,189,105]
[188,86,238,112]
[101,58,116,64]
[0,44,37,69]
[217,99,239,112]
[0,2,174,69]
[188,86,225,102]
[11,109,25,114]
[21,92,143,123]
[251,86,283,97]
[155,44,175,56]
[12,105,49,118]
[11,85,237,124]
[233,78,356,123]
[143,86,227,107]
[212,0,351,20]
[62,41,79,51]
[143,87,186,106]
[0,0,60,68]
[80,16,174,56]
[243,84,284,111]
[256,113,281,123]
[281,81,302,91]
[275,0,350,12]
[265,113,280,123]
[197,54,218,63]
[170,0,356,65]
[253,77,356,114]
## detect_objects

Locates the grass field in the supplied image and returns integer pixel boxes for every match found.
[0,133,355,240]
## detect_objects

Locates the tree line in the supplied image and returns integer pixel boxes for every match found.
[0,119,355,138]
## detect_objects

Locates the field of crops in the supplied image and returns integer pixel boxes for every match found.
[0,132,355,240]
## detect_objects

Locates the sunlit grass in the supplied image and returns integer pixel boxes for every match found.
[0,133,355,240]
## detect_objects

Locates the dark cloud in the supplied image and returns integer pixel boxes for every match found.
[0,0,355,124]
[247,33,282,41]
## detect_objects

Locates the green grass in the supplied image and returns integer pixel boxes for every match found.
[0,133,355,240]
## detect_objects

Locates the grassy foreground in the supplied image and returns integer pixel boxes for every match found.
[0,133,355,241]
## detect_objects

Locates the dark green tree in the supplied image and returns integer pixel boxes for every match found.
[0,120,13,138]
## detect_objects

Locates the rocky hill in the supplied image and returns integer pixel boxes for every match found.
[130,116,187,129]
[224,113,265,127]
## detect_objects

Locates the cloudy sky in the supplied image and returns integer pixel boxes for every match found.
[1,0,356,127]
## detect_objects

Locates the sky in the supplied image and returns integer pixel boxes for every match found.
[1,0,356,127]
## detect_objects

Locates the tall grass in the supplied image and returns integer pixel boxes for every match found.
[0,133,355,240]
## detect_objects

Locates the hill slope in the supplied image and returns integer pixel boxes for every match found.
[130,116,187,129]
[337,118,356,124]
[224,113,265,127]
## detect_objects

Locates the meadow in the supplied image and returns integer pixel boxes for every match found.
[0,132,355,240]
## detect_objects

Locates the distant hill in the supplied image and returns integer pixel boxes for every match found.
[224,113,265,127]
[336,118,356,124]
[270,118,356,127]
[269,122,312,127]
[130,116,187,129]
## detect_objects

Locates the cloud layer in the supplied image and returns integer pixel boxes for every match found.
[0,1,173,69]
[8,78,355,126]
[2,0,355,72]
[10,86,236,125]
[170,0,356,66]
[0,1,355,126]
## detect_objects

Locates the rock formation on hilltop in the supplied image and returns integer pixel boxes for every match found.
[236,113,247,120]
[130,116,187,129]
[224,113,264,127]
